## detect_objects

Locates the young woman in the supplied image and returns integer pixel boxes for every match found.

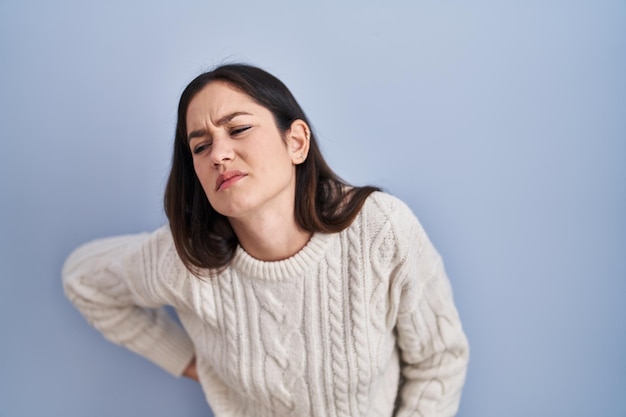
[63,64,469,417]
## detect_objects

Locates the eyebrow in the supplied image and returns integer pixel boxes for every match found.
[187,111,252,142]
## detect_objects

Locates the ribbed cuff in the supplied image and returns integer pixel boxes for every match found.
[142,317,195,377]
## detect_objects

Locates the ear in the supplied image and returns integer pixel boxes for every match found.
[286,119,311,165]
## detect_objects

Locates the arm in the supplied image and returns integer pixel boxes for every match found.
[393,215,469,416]
[62,229,195,377]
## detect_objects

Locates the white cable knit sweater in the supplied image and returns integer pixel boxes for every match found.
[63,192,469,417]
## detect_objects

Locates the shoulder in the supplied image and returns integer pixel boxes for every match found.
[360,191,423,236]
[354,192,428,265]
[358,193,446,302]
[117,225,185,284]
[362,191,412,215]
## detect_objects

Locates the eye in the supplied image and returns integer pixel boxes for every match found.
[230,126,251,136]
[192,142,211,155]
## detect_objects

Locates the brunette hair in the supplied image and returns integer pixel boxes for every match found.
[164,63,379,273]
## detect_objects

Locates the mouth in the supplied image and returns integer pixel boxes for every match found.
[216,170,247,191]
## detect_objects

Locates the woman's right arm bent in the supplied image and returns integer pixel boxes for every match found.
[62,228,195,377]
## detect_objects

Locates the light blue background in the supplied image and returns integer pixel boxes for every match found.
[1,1,624,416]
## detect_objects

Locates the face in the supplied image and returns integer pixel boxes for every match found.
[186,81,306,221]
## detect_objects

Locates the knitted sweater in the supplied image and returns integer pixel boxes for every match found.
[63,192,469,417]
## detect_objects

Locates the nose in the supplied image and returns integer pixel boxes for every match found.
[210,137,235,166]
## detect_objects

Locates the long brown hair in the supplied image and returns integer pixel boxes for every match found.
[164,64,379,273]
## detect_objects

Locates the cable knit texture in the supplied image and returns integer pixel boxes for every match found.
[63,192,469,417]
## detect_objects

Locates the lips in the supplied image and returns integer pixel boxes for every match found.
[216,170,247,191]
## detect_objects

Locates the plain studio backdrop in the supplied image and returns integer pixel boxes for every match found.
[1,1,624,416]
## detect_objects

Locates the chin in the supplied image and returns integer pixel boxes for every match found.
[209,197,254,219]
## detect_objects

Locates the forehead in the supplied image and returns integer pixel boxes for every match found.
[186,81,261,124]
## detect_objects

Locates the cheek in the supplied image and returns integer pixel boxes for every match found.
[192,157,215,192]
[253,141,290,168]
[191,158,203,182]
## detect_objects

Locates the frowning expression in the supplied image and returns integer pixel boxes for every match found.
[186,81,302,220]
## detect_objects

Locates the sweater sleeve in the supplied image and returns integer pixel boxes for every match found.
[62,228,195,377]
[391,205,469,417]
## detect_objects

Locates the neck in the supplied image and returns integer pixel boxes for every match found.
[229,213,312,262]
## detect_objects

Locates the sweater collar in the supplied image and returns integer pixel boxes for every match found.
[231,232,333,281]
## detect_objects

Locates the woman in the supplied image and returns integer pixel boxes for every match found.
[63,64,469,416]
